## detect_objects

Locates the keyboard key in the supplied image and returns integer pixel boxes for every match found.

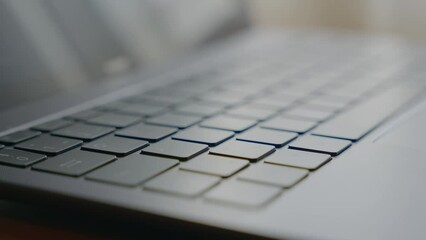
[33,150,115,176]
[174,77,218,92]
[144,170,221,197]
[198,90,249,106]
[301,102,340,112]
[53,123,114,141]
[238,164,309,188]
[273,87,311,98]
[321,82,377,98]
[115,123,177,142]
[195,99,230,109]
[174,102,223,117]
[249,95,296,110]
[200,115,257,133]
[226,105,276,120]
[225,80,269,93]
[0,148,46,167]
[145,88,197,98]
[266,93,301,102]
[172,126,234,146]
[204,180,281,207]
[138,95,189,107]
[145,113,201,129]
[32,119,72,132]
[209,140,275,162]
[117,103,166,117]
[0,130,41,145]
[261,117,317,133]
[306,94,353,109]
[249,98,292,110]
[283,107,335,122]
[95,101,127,111]
[82,136,149,156]
[87,113,141,128]
[95,101,128,111]
[0,145,4,149]
[264,149,331,170]
[15,135,82,155]
[86,154,178,186]
[236,128,297,147]
[124,96,170,107]
[65,110,102,121]
[289,135,351,156]
[180,154,249,177]
[141,139,208,160]
[312,86,422,141]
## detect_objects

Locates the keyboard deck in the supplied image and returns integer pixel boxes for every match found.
[1,32,425,208]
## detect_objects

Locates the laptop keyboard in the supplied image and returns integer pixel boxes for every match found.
[1,33,425,208]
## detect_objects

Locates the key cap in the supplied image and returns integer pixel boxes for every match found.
[145,113,201,129]
[266,93,303,103]
[180,154,249,177]
[204,180,281,207]
[195,99,230,109]
[115,123,177,142]
[225,80,269,93]
[32,119,73,132]
[0,148,46,167]
[249,98,292,110]
[172,126,234,146]
[174,77,219,91]
[264,149,331,170]
[283,108,335,122]
[226,105,276,120]
[95,101,127,111]
[124,96,171,107]
[301,102,340,112]
[289,135,351,156]
[65,110,102,121]
[249,95,296,110]
[86,154,178,186]
[322,82,378,98]
[261,117,317,133]
[198,90,249,106]
[117,103,166,117]
[87,113,141,128]
[53,123,114,141]
[306,94,353,109]
[209,140,275,162]
[15,135,82,155]
[0,145,4,149]
[0,130,41,145]
[200,115,257,133]
[82,136,149,156]
[312,86,423,141]
[141,139,208,160]
[144,170,221,197]
[236,128,297,147]
[139,95,189,106]
[238,164,309,188]
[33,150,115,176]
[174,102,223,117]
[273,87,314,98]
[145,88,197,98]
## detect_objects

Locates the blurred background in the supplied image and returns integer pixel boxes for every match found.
[1,0,426,111]
[250,0,426,41]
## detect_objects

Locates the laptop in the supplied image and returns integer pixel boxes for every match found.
[1,1,426,239]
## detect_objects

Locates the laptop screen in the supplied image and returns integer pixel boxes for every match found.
[0,0,248,112]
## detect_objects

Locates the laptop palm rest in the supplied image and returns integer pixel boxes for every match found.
[374,100,426,151]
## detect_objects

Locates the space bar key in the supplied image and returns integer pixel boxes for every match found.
[312,85,423,141]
